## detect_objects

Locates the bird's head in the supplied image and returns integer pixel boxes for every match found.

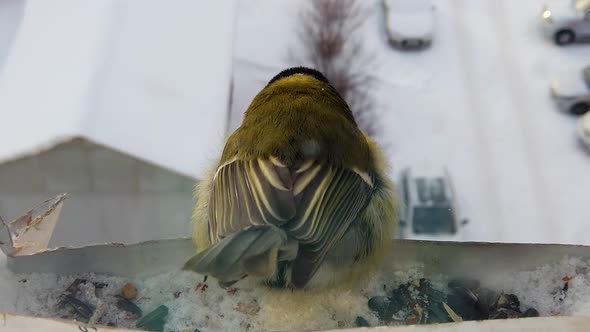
[244,66,357,126]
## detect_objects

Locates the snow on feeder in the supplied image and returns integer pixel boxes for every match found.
[1,195,590,331]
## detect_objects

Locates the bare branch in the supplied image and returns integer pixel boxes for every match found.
[289,0,381,138]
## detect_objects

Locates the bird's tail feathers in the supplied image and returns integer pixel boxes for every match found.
[183,225,297,286]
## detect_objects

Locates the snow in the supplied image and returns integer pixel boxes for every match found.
[0,0,235,180]
[2,254,590,331]
[1,269,375,331]
[230,0,590,245]
[484,256,590,317]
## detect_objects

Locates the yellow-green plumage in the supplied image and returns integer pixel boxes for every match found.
[186,67,397,289]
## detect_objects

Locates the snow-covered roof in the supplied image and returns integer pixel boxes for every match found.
[0,0,236,180]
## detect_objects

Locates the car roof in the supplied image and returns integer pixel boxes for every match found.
[401,166,454,206]
[384,0,432,10]
[402,164,448,178]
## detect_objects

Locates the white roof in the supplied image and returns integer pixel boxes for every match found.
[0,0,236,180]
[403,164,449,179]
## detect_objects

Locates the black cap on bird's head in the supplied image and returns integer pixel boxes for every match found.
[266,66,330,87]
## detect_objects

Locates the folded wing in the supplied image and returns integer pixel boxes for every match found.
[207,157,374,287]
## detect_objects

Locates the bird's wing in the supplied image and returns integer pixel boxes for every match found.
[209,157,374,287]
[286,160,374,287]
[208,157,297,241]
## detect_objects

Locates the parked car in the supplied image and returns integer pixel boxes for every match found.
[578,112,590,150]
[397,166,467,241]
[382,0,435,49]
[541,0,590,45]
[550,64,590,115]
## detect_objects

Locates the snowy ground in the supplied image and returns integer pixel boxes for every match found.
[230,0,590,245]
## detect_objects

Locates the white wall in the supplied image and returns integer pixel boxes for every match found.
[0,140,194,247]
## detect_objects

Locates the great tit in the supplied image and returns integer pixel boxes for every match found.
[184,67,397,289]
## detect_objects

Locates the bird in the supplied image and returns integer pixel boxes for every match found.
[184,66,397,290]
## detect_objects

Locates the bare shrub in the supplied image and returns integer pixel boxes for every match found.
[290,0,379,137]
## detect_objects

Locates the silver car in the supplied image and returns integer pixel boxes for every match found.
[541,0,590,45]
[383,0,435,49]
[397,166,468,241]
[550,64,590,115]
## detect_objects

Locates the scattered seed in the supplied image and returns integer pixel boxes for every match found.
[236,302,260,316]
[122,282,138,300]
[88,302,108,325]
[523,308,540,317]
[116,296,142,318]
[443,302,463,322]
[62,294,95,321]
[136,305,168,331]
[355,316,370,327]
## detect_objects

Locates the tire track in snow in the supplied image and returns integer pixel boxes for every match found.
[449,0,504,240]
[490,0,558,240]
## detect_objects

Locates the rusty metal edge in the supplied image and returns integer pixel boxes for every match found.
[4,238,590,279]
[3,193,590,279]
